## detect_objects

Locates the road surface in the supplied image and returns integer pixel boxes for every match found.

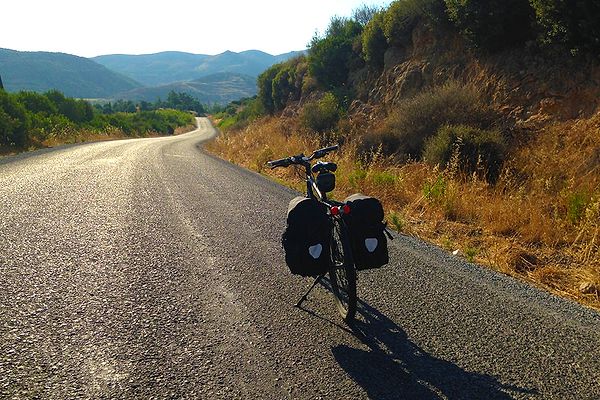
[1,118,599,399]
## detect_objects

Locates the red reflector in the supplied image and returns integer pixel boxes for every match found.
[342,204,351,214]
[330,206,340,215]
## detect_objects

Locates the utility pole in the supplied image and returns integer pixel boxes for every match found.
[0,73,3,90]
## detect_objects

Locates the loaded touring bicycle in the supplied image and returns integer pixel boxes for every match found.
[268,145,392,323]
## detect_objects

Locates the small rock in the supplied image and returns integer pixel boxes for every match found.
[509,251,539,273]
[579,281,598,295]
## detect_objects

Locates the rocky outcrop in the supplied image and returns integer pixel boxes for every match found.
[363,21,600,129]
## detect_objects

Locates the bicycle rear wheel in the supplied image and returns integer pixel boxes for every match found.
[329,218,357,323]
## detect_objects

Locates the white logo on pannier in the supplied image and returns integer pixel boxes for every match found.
[365,238,378,253]
[308,244,323,259]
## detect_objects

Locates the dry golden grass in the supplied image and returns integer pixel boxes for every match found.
[207,111,600,311]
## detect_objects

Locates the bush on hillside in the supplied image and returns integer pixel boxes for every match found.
[530,0,600,56]
[308,17,363,89]
[444,0,535,51]
[383,0,448,47]
[365,82,497,159]
[257,64,280,115]
[353,4,381,26]
[216,97,265,131]
[423,124,506,182]
[362,11,388,70]
[300,92,340,133]
[257,58,306,115]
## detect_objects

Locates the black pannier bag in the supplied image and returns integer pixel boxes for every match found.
[282,197,332,277]
[343,194,389,270]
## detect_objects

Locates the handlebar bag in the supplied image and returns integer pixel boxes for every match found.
[343,194,389,270]
[282,197,332,277]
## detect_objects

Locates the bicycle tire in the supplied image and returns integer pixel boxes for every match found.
[329,217,357,323]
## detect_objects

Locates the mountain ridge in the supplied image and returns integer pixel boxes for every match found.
[0,47,303,102]
[92,50,304,86]
[0,48,142,98]
[113,72,257,104]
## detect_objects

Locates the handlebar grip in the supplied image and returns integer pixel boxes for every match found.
[312,144,339,159]
[267,157,291,169]
[320,145,339,153]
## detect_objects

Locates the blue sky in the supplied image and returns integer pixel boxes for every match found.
[2,0,393,57]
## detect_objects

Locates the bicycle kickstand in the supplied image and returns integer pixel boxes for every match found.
[294,274,325,308]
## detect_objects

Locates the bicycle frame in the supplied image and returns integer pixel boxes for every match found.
[267,145,357,321]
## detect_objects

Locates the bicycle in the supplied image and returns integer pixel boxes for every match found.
[267,145,357,323]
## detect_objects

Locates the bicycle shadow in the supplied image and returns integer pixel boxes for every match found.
[330,299,538,400]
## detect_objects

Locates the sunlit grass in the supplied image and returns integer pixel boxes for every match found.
[206,111,600,310]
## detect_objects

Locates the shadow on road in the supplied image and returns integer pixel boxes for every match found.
[331,299,538,400]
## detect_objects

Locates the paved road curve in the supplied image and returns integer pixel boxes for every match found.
[1,118,599,399]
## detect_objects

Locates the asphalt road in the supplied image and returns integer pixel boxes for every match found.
[1,118,599,399]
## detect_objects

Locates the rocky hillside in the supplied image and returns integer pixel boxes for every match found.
[360,23,600,129]
[208,1,600,309]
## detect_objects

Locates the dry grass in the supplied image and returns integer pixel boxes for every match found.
[207,111,600,311]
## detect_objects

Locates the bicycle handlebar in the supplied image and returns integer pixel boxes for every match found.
[267,145,339,169]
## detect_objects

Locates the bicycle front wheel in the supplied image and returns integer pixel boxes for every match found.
[329,218,357,323]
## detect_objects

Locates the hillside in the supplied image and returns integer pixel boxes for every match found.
[114,72,257,104]
[0,48,141,98]
[208,2,600,310]
[93,50,304,86]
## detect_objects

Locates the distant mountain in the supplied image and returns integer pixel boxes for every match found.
[114,72,257,104]
[93,50,304,86]
[0,48,141,98]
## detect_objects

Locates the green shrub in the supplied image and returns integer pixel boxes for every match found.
[45,89,94,123]
[257,65,279,114]
[348,167,368,189]
[258,57,305,115]
[362,11,388,69]
[389,211,405,231]
[423,174,447,202]
[367,81,497,159]
[445,0,535,51]
[423,124,506,182]
[384,0,429,46]
[566,191,590,225]
[300,92,340,133]
[531,0,600,56]
[15,91,58,115]
[308,17,363,89]
[0,90,29,147]
[217,97,265,131]
[28,112,75,141]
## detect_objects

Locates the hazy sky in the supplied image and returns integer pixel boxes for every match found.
[2,0,393,57]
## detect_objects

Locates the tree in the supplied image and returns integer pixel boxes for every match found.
[353,4,380,26]
[15,91,58,115]
[257,64,280,114]
[445,0,535,51]
[0,90,28,147]
[531,0,600,55]
[362,11,388,70]
[308,17,363,89]
[0,74,4,90]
